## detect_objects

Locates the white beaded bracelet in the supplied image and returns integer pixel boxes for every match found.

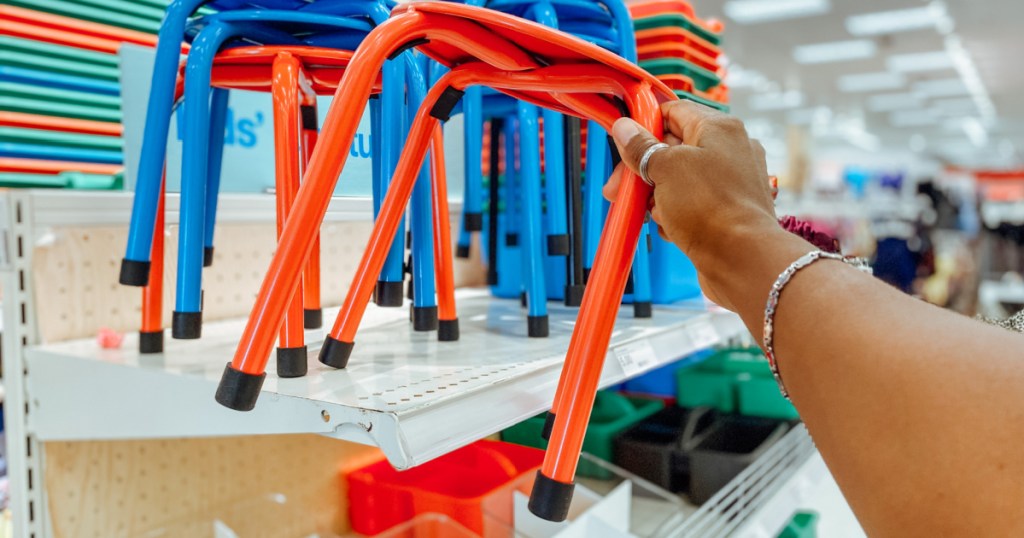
[763,250,870,398]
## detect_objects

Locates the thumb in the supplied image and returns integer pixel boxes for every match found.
[610,117,662,177]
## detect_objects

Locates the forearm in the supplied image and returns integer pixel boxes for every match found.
[705,229,1024,536]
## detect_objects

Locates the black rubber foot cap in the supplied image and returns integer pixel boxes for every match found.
[203,246,214,267]
[528,315,549,338]
[505,233,519,247]
[139,330,163,354]
[541,412,556,441]
[304,308,322,329]
[439,318,460,341]
[564,285,585,307]
[547,234,570,256]
[215,363,266,411]
[276,346,308,378]
[634,301,653,319]
[413,306,439,332]
[528,472,575,522]
[464,212,483,232]
[319,336,353,369]
[172,311,202,339]
[456,244,471,259]
[119,258,150,286]
[486,269,499,286]
[375,280,404,307]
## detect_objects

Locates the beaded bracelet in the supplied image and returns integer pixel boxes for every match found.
[763,250,870,398]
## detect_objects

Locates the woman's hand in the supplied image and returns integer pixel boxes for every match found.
[602,100,793,310]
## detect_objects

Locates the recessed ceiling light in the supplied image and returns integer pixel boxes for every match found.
[839,72,905,92]
[749,91,805,111]
[913,78,969,97]
[793,40,877,64]
[887,51,954,73]
[846,3,949,36]
[867,92,924,112]
[890,109,938,127]
[724,0,830,24]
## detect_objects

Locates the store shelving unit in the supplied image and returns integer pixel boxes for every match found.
[26,291,744,468]
[1,189,834,537]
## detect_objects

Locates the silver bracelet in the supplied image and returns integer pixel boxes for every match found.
[763,250,870,398]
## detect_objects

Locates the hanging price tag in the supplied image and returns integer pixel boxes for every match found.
[614,340,659,377]
[690,319,719,349]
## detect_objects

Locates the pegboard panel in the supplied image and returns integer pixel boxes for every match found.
[44,436,385,538]
[31,217,485,343]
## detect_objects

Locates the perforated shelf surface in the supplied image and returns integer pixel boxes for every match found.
[26,290,744,469]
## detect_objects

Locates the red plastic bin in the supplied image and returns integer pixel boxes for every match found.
[347,440,544,537]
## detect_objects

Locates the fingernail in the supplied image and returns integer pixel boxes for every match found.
[611,118,641,145]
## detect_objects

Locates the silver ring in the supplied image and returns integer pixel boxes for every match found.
[638,143,669,187]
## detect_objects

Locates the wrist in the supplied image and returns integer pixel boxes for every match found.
[692,222,816,333]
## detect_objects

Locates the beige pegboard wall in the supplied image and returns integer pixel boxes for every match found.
[32,217,485,343]
[44,435,385,538]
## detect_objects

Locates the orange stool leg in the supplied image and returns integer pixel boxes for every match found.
[430,123,458,342]
[215,32,398,411]
[318,80,451,369]
[529,91,663,521]
[300,98,323,330]
[272,52,308,378]
[140,173,166,354]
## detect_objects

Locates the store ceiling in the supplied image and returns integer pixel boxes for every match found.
[694,0,1024,169]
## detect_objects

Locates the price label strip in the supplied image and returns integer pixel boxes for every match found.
[690,319,719,349]
[614,339,660,378]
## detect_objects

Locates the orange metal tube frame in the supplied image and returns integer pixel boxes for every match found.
[141,176,165,334]
[216,5,672,521]
[271,52,306,355]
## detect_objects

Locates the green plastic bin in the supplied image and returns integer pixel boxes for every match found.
[778,511,819,538]
[501,392,663,479]
[639,58,721,91]
[676,348,798,420]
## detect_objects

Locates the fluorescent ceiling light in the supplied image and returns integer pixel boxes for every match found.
[725,64,768,89]
[890,109,938,127]
[913,78,968,97]
[867,92,923,112]
[846,3,950,36]
[793,40,876,64]
[749,91,805,111]
[724,0,830,24]
[887,51,954,73]
[931,97,977,115]
[961,117,988,147]
[838,72,905,92]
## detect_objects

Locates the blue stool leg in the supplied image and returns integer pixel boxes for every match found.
[517,102,548,337]
[583,122,609,282]
[503,115,523,301]
[202,87,230,268]
[120,0,207,286]
[375,58,406,307]
[541,106,568,301]
[460,86,484,255]
[631,231,653,318]
[172,22,232,339]
[406,55,437,331]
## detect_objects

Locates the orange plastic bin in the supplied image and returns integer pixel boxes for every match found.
[347,440,544,537]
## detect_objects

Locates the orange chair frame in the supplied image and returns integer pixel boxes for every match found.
[212,2,674,522]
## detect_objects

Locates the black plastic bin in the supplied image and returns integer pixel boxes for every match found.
[613,406,718,493]
[688,414,789,504]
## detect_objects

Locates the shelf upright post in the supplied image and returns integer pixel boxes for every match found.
[0,190,52,537]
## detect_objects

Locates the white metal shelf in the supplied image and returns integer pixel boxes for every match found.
[9,189,462,227]
[25,290,745,469]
